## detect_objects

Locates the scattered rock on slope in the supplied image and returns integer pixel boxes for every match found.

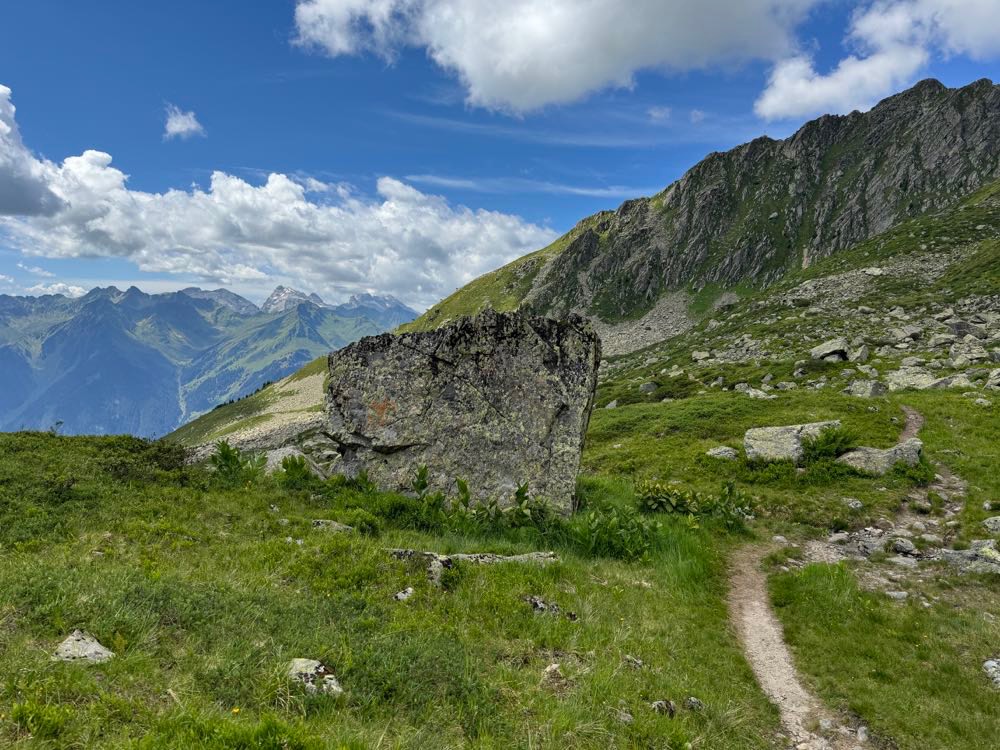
[744,421,841,464]
[837,438,923,476]
[323,310,600,514]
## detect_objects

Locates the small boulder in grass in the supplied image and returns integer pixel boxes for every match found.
[540,663,570,692]
[287,659,343,696]
[650,699,677,717]
[53,630,114,663]
[393,587,415,601]
[683,696,704,711]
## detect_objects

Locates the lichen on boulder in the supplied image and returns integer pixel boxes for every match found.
[322,309,600,514]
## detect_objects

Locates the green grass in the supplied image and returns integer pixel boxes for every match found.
[169,385,277,447]
[0,432,780,748]
[582,388,912,529]
[399,229,581,334]
[771,564,1000,749]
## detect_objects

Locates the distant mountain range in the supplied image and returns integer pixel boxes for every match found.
[0,285,416,437]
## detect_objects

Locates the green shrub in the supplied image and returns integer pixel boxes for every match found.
[338,508,381,536]
[574,505,658,560]
[891,457,936,486]
[277,455,314,491]
[637,480,755,532]
[209,440,266,488]
[802,427,858,464]
[637,480,694,514]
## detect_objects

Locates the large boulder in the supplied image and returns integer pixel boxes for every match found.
[810,338,849,361]
[323,310,600,514]
[837,438,923,475]
[744,421,841,464]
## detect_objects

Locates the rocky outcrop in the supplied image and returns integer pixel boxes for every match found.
[744,421,841,464]
[837,438,923,475]
[514,79,1000,325]
[322,310,600,513]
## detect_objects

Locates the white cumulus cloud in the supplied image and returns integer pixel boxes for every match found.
[16,261,54,277]
[756,0,1000,120]
[163,103,206,140]
[0,85,65,216]
[294,0,818,112]
[0,86,555,309]
[26,282,87,297]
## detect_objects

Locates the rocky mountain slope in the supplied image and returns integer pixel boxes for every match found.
[0,285,416,437]
[405,78,1000,354]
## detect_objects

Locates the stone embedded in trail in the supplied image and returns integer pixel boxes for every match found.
[837,438,923,476]
[743,421,841,464]
[324,310,600,514]
[287,658,343,696]
[53,630,114,663]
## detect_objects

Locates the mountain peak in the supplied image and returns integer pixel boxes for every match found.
[261,286,327,314]
[179,287,259,315]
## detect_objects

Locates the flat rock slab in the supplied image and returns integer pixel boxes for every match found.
[837,438,923,475]
[53,630,114,663]
[325,310,600,514]
[744,421,840,464]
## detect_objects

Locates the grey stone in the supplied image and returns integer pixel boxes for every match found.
[53,630,114,664]
[744,421,841,464]
[639,382,658,393]
[810,337,849,361]
[605,400,618,410]
[928,333,957,348]
[324,310,599,514]
[650,700,677,716]
[683,697,704,711]
[311,519,354,533]
[692,351,711,361]
[985,659,1000,688]
[287,659,343,696]
[393,587,415,601]
[707,446,739,461]
[886,591,909,600]
[844,379,887,398]
[849,345,870,363]
[837,438,922,476]
[985,369,1000,391]
[264,446,310,474]
[891,537,917,555]
[843,497,864,511]
[983,517,1000,534]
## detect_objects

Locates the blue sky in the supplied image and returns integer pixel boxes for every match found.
[0,0,997,309]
